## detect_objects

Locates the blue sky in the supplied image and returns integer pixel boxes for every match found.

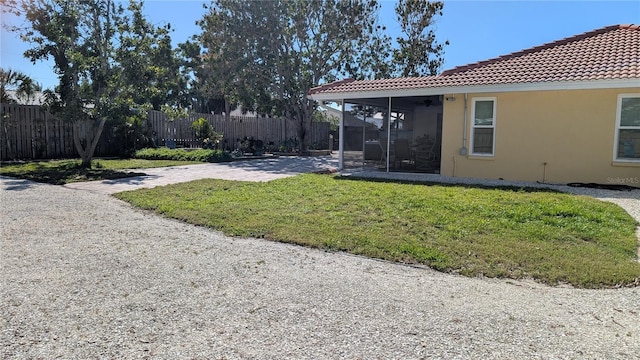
[1,0,639,90]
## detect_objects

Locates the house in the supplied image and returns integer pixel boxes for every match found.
[308,24,640,187]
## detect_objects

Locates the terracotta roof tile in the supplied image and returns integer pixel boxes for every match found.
[308,24,640,96]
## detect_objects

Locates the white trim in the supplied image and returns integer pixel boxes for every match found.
[309,78,640,102]
[339,99,345,170]
[470,97,497,156]
[386,97,392,172]
[613,93,640,162]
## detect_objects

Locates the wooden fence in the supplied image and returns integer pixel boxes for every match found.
[0,104,76,160]
[0,104,330,160]
[147,110,330,151]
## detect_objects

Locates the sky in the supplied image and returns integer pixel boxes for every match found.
[1,0,639,90]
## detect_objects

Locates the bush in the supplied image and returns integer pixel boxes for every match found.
[236,136,264,155]
[191,117,213,140]
[134,148,232,163]
[100,114,153,157]
[278,137,299,153]
[191,117,223,149]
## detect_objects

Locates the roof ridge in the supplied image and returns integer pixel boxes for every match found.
[441,24,637,76]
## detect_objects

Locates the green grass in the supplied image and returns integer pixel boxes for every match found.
[114,174,640,288]
[0,158,201,185]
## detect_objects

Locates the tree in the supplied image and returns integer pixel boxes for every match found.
[193,9,242,120]
[3,0,123,167]
[0,68,40,104]
[199,0,387,153]
[175,39,223,114]
[4,0,184,167]
[16,76,43,104]
[393,0,448,77]
[116,1,186,111]
[1,68,21,103]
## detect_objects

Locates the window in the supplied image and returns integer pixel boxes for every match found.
[615,94,640,161]
[471,98,496,155]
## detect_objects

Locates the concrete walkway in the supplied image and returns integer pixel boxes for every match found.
[63,156,339,194]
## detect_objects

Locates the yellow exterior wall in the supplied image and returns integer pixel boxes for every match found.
[440,88,640,187]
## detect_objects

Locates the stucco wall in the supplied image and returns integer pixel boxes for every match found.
[440,88,640,187]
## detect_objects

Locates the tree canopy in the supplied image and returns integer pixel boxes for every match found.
[393,0,448,77]
[3,0,185,166]
[192,0,448,152]
[4,0,448,157]
[196,0,399,152]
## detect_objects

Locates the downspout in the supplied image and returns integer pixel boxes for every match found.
[461,93,468,156]
[339,99,345,170]
[362,109,366,168]
[387,96,392,172]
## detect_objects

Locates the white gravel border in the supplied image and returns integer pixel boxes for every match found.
[1,176,640,359]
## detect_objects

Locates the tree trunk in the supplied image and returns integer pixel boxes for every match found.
[80,155,92,168]
[2,119,15,160]
[298,118,309,155]
[297,101,314,155]
[224,98,231,122]
[73,117,108,168]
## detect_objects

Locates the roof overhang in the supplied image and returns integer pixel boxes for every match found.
[308,78,640,102]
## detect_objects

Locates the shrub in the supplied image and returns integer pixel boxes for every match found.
[191,117,213,140]
[191,117,223,149]
[278,137,299,153]
[134,148,232,162]
[101,114,153,157]
[237,136,264,155]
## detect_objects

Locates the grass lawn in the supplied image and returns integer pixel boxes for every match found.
[114,174,640,288]
[0,158,201,185]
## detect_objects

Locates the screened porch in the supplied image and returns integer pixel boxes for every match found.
[339,95,444,174]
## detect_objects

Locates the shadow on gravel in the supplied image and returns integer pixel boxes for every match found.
[1,178,36,191]
[227,156,338,175]
[101,174,159,185]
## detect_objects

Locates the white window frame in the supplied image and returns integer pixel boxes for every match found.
[470,97,497,156]
[613,93,640,162]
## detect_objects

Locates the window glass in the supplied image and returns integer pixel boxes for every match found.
[474,100,494,126]
[618,129,640,159]
[616,95,640,161]
[473,128,494,154]
[620,97,640,127]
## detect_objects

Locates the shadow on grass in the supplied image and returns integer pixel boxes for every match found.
[1,162,146,185]
[334,174,563,194]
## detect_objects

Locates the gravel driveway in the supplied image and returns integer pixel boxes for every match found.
[2,177,640,359]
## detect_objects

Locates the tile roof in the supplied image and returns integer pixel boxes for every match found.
[308,24,640,96]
